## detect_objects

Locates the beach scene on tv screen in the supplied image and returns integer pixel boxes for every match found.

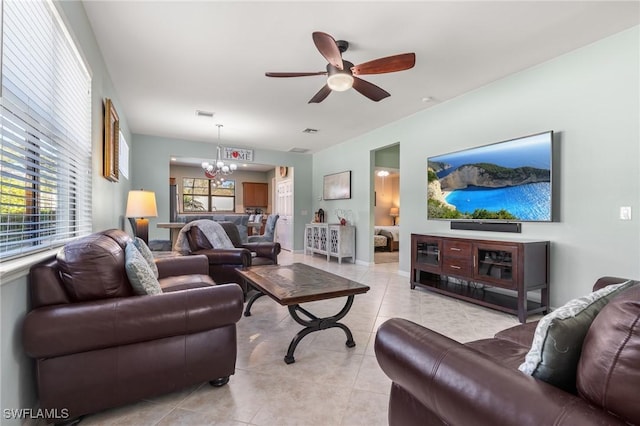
[427,133,552,221]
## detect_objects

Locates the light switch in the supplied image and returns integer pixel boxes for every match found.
[620,206,632,220]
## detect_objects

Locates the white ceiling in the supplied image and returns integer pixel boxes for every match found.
[82,1,639,157]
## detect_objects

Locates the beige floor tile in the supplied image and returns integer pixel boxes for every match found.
[340,389,389,426]
[81,400,174,425]
[156,407,248,425]
[249,379,352,426]
[353,355,392,396]
[75,251,534,426]
[242,348,365,390]
[177,370,273,423]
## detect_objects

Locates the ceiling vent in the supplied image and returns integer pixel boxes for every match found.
[289,147,310,153]
[195,110,214,118]
[302,128,318,134]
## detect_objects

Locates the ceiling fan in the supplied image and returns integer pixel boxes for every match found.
[265,31,416,103]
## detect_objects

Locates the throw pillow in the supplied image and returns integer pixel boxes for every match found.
[518,280,634,392]
[124,242,162,296]
[133,237,159,278]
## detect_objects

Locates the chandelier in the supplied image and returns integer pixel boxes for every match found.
[201,124,237,185]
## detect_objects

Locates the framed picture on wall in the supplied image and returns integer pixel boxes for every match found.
[323,171,351,200]
[103,98,120,182]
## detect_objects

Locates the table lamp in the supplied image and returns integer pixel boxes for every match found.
[125,190,158,244]
[390,207,399,225]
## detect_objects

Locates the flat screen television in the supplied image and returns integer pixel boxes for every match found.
[427,131,553,222]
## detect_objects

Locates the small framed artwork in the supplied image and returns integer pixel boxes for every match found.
[323,171,351,200]
[103,98,120,182]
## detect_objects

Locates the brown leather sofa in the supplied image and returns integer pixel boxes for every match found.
[375,277,640,426]
[187,221,280,293]
[23,229,244,424]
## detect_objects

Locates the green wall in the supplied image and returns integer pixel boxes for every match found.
[374,144,400,169]
[312,26,639,305]
[131,134,313,250]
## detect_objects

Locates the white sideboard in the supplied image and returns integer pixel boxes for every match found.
[304,223,355,264]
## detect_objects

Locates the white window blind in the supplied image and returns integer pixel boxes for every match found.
[0,0,92,260]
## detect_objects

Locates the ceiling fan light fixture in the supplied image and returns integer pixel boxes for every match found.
[327,72,354,92]
[265,32,414,103]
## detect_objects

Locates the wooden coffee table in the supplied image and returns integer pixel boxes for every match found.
[238,263,370,364]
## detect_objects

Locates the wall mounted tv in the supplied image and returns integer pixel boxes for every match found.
[427,131,553,222]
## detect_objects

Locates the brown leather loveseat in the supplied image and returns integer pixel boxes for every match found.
[375,277,640,426]
[23,229,244,424]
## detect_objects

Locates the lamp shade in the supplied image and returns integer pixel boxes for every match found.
[125,190,158,218]
[389,207,399,217]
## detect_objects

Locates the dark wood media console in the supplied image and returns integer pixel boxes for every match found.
[411,233,550,322]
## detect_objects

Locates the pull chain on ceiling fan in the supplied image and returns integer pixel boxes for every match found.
[266,31,416,103]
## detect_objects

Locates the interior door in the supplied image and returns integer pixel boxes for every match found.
[275,178,294,250]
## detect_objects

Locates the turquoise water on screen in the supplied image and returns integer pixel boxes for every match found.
[445,182,551,221]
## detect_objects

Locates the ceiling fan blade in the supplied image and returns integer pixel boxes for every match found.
[351,53,416,75]
[352,77,390,102]
[312,32,343,70]
[308,84,332,104]
[265,71,327,78]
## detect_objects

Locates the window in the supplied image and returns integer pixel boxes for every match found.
[0,0,92,260]
[182,178,235,212]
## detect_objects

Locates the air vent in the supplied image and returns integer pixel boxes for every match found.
[289,147,310,153]
[302,128,318,134]
[195,110,214,118]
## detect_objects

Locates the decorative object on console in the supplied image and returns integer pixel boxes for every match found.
[201,124,237,185]
[390,207,399,225]
[335,208,353,225]
[125,190,158,244]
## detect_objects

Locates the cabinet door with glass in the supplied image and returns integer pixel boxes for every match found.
[411,234,442,273]
[473,243,519,289]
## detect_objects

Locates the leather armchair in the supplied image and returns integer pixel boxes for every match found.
[23,229,244,424]
[375,277,640,426]
[187,221,280,294]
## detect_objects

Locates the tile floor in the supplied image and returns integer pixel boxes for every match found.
[80,250,523,426]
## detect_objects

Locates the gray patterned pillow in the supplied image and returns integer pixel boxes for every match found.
[125,242,162,295]
[518,280,633,391]
[133,237,159,278]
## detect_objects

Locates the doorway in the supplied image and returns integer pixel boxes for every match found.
[373,143,400,264]
[275,176,294,251]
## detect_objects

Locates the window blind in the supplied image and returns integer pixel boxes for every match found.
[0,0,92,260]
